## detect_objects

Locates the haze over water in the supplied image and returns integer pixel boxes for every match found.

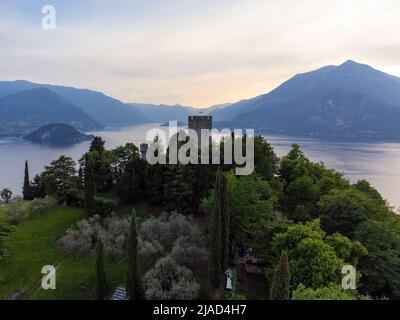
[0,124,399,210]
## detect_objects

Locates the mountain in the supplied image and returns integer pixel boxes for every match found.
[24,123,94,145]
[130,103,197,123]
[237,89,400,138]
[222,60,400,138]
[210,98,260,121]
[130,102,230,123]
[0,80,148,126]
[0,88,102,136]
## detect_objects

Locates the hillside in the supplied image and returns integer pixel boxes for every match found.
[130,103,197,122]
[0,88,102,136]
[24,123,94,145]
[0,80,148,126]
[235,89,400,139]
[214,60,400,138]
[130,102,228,122]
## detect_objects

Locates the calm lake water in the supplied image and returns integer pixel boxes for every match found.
[1,124,399,210]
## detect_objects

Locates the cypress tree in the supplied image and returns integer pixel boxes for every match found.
[95,238,108,300]
[90,136,105,154]
[219,170,230,271]
[209,169,222,288]
[126,209,145,300]
[84,153,95,216]
[78,166,83,188]
[22,160,32,200]
[270,250,290,300]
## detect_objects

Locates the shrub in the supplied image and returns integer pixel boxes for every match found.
[139,212,200,252]
[66,189,83,207]
[58,211,206,268]
[0,213,14,258]
[0,197,57,224]
[138,238,164,269]
[94,197,117,217]
[169,237,207,269]
[143,256,200,300]
[138,212,204,269]
[0,199,30,224]
[291,283,370,300]
[30,197,57,214]
[57,213,130,260]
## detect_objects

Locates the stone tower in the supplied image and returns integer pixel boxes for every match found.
[188,114,212,148]
[140,143,148,161]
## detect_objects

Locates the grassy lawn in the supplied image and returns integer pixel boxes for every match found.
[0,202,213,300]
[0,206,128,300]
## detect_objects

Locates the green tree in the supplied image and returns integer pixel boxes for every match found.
[95,238,108,300]
[353,180,386,206]
[325,232,367,266]
[30,174,46,199]
[116,158,145,203]
[112,143,145,203]
[318,189,375,238]
[224,172,277,258]
[253,135,279,181]
[209,170,222,288]
[162,164,196,215]
[218,169,230,270]
[0,188,12,203]
[272,220,343,289]
[41,156,78,204]
[355,216,400,299]
[284,175,320,219]
[145,164,165,205]
[86,137,114,191]
[291,284,367,300]
[269,250,290,300]
[89,136,106,154]
[279,144,309,186]
[84,153,95,216]
[144,135,168,205]
[205,168,232,274]
[22,160,33,200]
[278,144,349,220]
[126,210,145,300]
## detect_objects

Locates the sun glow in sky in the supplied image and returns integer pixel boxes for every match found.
[1,0,400,107]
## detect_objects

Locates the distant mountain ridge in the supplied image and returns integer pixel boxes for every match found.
[213,60,400,124]
[235,88,400,138]
[0,80,148,126]
[129,102,229,123]
[0,88,102,136]
[2,60,400,139]
[217,60,400,139]
[130,103,198,123]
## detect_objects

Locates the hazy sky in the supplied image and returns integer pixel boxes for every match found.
[1,0,400,107]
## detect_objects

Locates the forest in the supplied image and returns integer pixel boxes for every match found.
[1,135,399,300]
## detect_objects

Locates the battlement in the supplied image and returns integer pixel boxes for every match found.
[188,115,213,148]
[188,115,213,132]
[140,143,148,160]
[188,115,212,122]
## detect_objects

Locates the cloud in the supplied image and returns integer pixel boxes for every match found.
[1,0,400,107]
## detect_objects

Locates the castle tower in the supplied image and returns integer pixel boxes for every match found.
[140,143,148,161]
[188,114,212,149]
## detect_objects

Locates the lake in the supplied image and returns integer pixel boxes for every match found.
[1,124,399,210]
